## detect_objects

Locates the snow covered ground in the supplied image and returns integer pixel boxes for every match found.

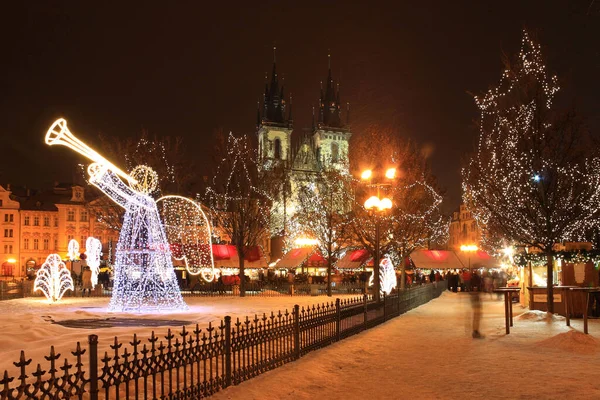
[2,292,599,399]
[211,291,600,400]
[0,294,358,377]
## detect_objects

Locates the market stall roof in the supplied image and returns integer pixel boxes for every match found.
[409,250,465,270]
[275,247,314,269]
[455,250,502,269]
[211,244,268,269]
[306,251,327,268]
[337,249,370,269]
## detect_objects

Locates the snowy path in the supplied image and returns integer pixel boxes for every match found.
[211,292,600,400]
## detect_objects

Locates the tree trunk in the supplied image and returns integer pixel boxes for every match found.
[239,252,246,298]
[546,252,553,314]
[327,254,332,297]
[373,219,381,302]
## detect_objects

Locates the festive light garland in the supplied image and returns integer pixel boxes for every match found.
[85,237,102,289]
[34,254,74,302]
[157,195,215,281]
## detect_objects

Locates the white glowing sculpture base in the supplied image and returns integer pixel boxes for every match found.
[34,254,74,302]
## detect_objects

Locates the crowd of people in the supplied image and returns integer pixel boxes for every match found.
[444,269,509,293]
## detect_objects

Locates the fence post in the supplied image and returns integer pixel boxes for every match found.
[335,298,341,341]
[383,292,387,321]
[293,304,300,360]
[224,316,232,388]
[88,334,99,400]
[363,294,368,329]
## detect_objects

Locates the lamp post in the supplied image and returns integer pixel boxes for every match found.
[361,168,395,302]
[460,244,478,270]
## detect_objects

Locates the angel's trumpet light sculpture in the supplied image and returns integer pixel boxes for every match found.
[45,118,186,312]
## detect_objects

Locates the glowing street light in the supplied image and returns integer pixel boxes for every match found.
[460,244,478,270]
[361,169,372,180]
[385,168,396,180]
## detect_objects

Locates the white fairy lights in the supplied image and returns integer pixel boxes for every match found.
[85,237,102,289]
[88,163,188,312]
[157,195,215,281]
[463,30,600,253]
[34,254,74,302]
[67,239,80,260]
[45,118,187,313]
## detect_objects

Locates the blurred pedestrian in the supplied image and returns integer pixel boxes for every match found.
[471,290,483,339]
[81,266,92,297]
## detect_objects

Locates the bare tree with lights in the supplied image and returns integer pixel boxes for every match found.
[351,128,447,299]
[292,164,354,296]
[204,132,270,297]
[463,30,600,313]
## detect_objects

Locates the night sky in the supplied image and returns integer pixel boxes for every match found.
[1,1,598,212]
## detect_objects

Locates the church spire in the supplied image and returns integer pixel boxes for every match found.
[260,46,288,126]
[318,52,343,128]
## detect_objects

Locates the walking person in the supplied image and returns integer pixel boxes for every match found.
[81,266,92,297]
[471,289,483,338]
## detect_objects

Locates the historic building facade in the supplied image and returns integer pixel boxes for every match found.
[257,54,352,249]
[0,183,119,278]
[448,203,481,251]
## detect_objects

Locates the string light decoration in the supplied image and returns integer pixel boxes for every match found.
[85,237,102,289]
[369,256,397,296]
[67,239,80,260]
[157,195,215,281]
[34,254,74,302]
[462,31,600,311]
[44,118,187,312]
[204,133,271,296]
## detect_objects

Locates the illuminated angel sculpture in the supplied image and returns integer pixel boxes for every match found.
[369,256,397,296]
[34,254,74,302]
[157,195,216,282]
[85,237,102,289]
[45,119,187,312]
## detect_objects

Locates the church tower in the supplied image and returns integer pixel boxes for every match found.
[313,53,352,172]
[257,47,293,170]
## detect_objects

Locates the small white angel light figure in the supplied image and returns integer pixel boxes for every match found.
[85,237,103,289]
[34,254,74,302]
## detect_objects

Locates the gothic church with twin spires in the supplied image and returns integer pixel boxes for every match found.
[256,52,352,176]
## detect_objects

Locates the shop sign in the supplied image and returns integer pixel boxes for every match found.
[533,294,562,303]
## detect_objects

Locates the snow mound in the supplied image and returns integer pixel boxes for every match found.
[517,310,565,322]
[536,330,599,354]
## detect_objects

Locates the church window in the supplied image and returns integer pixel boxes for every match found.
[274,138,282,159]
[331,143,339,163]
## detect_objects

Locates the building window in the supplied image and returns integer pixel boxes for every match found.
[80,210,88,222]
[0,200,3,206]
[68,235,74,242]
[43,239,49,250]
[274,138,281,159]
[81,236,87,246]
[24,238,29,250]
[4,229,12,238]
[9,214,13,223]
[33,239,39,250]
[8,245,12,253]
[43,216,50,226]
[331,143,339,163]
[33,216,40,226]
[24,216,30,226]
[54,217,58,227]
[3,245,6,253]
[3,215,7,222]
[54,239,58,250]
[67,210,75,222]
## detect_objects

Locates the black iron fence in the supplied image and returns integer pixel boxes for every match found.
[14,280,368,299]
[0,282,446,399]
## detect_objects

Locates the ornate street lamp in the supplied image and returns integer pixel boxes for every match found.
[361,168,395,302]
